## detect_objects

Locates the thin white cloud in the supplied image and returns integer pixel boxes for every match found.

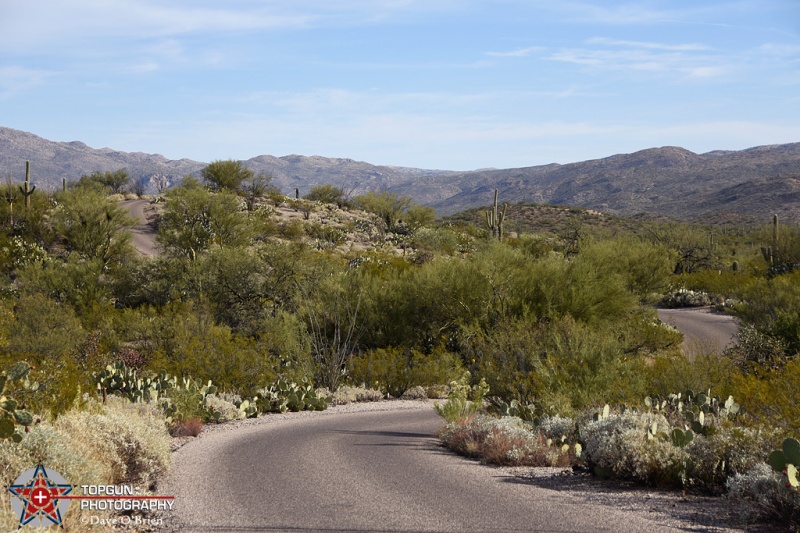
[0,4,287,53]
[485,46,543,58]
[587,37,711,52]
[0,0,462,55]
[548,37,729,79]
[0,66,54,100]
[525,0,683,25]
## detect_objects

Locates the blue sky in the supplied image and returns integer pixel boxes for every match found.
[1,1,799,170]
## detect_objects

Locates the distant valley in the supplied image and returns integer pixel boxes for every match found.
[1,126,799,222]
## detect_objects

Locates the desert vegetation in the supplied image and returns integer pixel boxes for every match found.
[1,165,800,529]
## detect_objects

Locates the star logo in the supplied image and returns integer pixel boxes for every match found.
[8,464,73,528]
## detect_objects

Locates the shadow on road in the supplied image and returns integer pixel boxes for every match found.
[498,471,765,532]
[325,429,434,439]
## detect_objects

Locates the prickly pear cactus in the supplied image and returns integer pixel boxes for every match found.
[1,362,37,443]
[768,437,800,489]
[670,427,694,448]
[257,377,331,414]
[238,399,258,419]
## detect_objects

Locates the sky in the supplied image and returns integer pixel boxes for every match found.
[1,1,799,170]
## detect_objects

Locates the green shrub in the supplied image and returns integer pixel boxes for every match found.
[730,358,800,434]
[644,353,738,400]
[349,345,464,397]
[256,377,330,413]
[280,219,306,240]
[316,384,383,405]
[580,410,685,487]
[433,371,488,423]
[686,426,774,494]
[725,323,790,373]
[467,316,649,415]
[304,184,348,207]
[204,393,243,422]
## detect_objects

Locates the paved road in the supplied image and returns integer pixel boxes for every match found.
[121,199,159,256]
[656,307,739,358]
[160,404,732,533]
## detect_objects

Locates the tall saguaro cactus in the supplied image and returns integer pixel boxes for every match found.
[19,161,35,209]
[761,214,781,266]
[3,177,18,227]
[485,188,507,241]
[773,214,779,249]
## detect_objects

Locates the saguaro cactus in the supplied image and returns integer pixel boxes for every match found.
[18,161,35,209]
[773,214,779,248]
[3,177,18,227]
[485,189,507,241]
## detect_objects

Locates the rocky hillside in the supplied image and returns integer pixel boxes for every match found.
[0,126,453,198]
[419,145,800,221]
[2,126,799,222]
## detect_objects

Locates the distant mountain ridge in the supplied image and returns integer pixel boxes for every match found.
[1,126,799,222]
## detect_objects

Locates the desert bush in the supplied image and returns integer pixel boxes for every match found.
[676,268,758,300]
[280,219,306,240]
[0,424,104,531]
[660,288,714,308]
[349,345,464,397]
[412,226,469,256]
[304,184,348,207]
[354,191,412,233]
[0,234,47,275]
[400,386,428,400]
[524,252,637,324]
[578,237,676,299]
[171,417,204,437]
[148,305,275,398]
[157,185,250,260]
[306,222,347,248]
[727,463,800,529]
[438,415,576,467]
[54,396,171,487]
[0,395,171,530]
[644,353,738,400]
[466,316,649,415]
[204,393,244,421]
[729,358,800,433]
[580,409,685,486]
[198,246,269,335]
[685,426,774,494]
[433,371,489,423]
[316,384,383,405]
[725,323,790,373]
[538,415,577,442]
[7,293,87,361]
[51,187,136,265]
[734,270,800,358]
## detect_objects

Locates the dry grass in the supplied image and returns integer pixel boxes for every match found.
[171,417,204,437]
[439,415,575,467]
[0,396,171,531]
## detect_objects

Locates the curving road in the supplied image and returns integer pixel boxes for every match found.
[121,199,159,256]
[159,403,742,532]
[656,307,739,358]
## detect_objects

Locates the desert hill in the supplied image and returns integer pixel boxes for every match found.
[1,126,799,222]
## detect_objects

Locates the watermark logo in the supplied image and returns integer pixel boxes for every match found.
[7,464,174,529]
[7,464,73,528]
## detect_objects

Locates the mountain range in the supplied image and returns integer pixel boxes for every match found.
[1,126,799,222]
